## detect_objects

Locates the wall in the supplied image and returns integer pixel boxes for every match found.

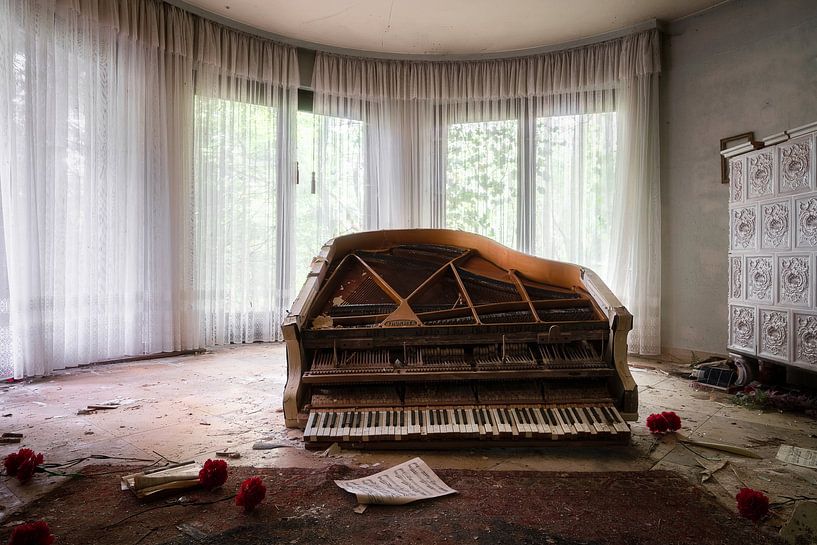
[661,0,817,357]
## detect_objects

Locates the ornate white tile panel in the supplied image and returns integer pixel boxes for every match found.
[747,149,775,200]
[729,156,745,203]
[793,312,817,367]
[730,206,757,251]
[729,256,743,300]
[795,196,817,248]
[776,254,811,307]
[728,124,817,371]
[729,305,756,353]
[778,135,813,195]
[746,256,773,303]
[758,308,789,361]
[760,200,791,250]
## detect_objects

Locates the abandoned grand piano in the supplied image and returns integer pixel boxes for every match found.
[283,229,637,448]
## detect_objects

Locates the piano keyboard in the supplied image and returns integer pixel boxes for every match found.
[302,405,630,447]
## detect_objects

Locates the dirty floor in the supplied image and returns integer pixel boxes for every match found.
[1,344,816,531]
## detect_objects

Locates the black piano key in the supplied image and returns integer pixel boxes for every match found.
[367,412,374,427]
[400,411,405,426]
[430,410,436,426]
[443,410,449,425]
[419,410,425,426]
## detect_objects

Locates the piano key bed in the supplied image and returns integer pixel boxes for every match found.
[302,404,630,449]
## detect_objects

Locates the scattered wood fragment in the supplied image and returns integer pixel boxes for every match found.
[0,433,22,444]
[252,442,287,450]
[216,451,241,459]
[677,433,762,459]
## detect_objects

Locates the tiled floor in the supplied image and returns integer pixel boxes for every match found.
[1,344,817,524]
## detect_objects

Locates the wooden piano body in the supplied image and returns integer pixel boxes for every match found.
[283,229,638,448]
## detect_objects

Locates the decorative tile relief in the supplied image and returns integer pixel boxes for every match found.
[760,200,790,249]
[778,136,812,194]
[777,255,811,307]
[746,256,773,303]
[729,157,744,203]
[729,305,756,353]
[729,256,743,300]
[793,312,817,366]
[795,196,817,248]
[731,206,757,250]
[759,309,788,360]
[747,150,774,200]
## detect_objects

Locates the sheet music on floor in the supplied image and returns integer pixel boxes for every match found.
[335,457,457,505]
[777,445,817,469]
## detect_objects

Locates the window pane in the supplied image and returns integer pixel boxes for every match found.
[194,94,279,342]
[534,113,616,279]
[446,120,518,248]
[294,111,366,283]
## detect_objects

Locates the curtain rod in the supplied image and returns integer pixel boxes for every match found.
[164,0,662,62]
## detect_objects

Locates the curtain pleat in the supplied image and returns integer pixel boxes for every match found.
[311,30,661,355]
[0,0,298,378]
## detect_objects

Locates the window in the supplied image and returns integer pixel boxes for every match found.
[294,111,366,282]
[193,94,280,343]
[445,119,519,249]
[535,113,617,277]
[442,108,616,282]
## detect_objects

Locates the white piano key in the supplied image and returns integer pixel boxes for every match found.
[340,411,352,440]
[591,407,613,434]
[575,407,597,435]
[557,408,578,435]
[488,408,504,435]
[452,408,462,435]
[607,406,631,433]
[421,409,429,436]
[510,408,529,437]
[546,408,566,437]
[567,407,588,434]
[304,411,319,442]
[533,407,554,439]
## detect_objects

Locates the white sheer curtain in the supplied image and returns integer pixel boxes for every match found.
[312,30,662,354]
[0,0,195,378]
[192,20,298,345]
[0,0,299,377]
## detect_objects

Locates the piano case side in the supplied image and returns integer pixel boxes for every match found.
[581,268,639,421]
[283,242,334,428]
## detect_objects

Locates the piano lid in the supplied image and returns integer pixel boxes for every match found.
[299,230,604,331]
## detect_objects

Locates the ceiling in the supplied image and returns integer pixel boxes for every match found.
[179,0,725,56]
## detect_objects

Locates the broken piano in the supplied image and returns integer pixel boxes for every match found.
[283,229,637,448]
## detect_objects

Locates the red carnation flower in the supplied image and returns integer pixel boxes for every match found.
[7,520,55,545]
[736,487,769,521]
[198,459,228,490]
[661,411,682,431]
[236,476,266,512]
[3,449,44,484]
[646,413,669,434]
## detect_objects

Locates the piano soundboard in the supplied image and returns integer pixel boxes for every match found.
[283,229,638,449]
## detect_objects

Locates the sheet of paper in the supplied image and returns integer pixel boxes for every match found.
[777,445,817,469]
[335,457,457,505]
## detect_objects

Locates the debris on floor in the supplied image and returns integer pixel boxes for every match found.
[691,358,737,391]
[779,501,817,545]
[776,445,817,469]
[0,433,22,444]
[77,403,119,415]
[252,441,287,450]
[678,433,762,458]
[121,461,202,499]
[334,457,457,505]
[215,450,241,459]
